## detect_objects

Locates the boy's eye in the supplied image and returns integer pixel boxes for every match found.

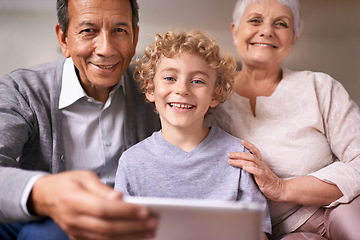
[192,79,204,84]
[164,77,175,81]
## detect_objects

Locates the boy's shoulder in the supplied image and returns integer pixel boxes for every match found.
[212,126,239,140]
[209,126,249,153]
[121,130,161,158]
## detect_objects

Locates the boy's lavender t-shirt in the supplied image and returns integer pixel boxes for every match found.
[115,126,271,234]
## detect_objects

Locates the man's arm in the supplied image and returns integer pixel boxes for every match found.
[28,171,158,240]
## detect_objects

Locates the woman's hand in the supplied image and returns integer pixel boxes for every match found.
[228,140,286,202]
[229,140,343,206]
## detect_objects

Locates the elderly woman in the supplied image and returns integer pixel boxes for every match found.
[207,0,360,239]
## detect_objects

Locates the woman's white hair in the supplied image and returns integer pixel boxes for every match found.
[232,0,303,38]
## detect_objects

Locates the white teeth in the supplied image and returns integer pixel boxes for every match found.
[97,65,115,69]
[169,103,194,109]
[252,43,276,48]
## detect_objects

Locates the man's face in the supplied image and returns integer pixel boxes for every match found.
[57,0,138,97]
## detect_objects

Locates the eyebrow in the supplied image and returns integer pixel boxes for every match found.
[192,70,211,78]
[159,67,211,78]
[79,22,96,27]
[158,67,178,73]
[78,21,130,28]
[247,13,292,21]
[277,16,292,22]
[114,22,131,28]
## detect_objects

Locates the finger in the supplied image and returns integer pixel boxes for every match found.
[241,140,262,160]
[63,172,151,220]
[242,164,263,177]
[233,162,267,189]
[228,158,245,168]
[69,187,152,221]
[64,214,158,240]
[228,159,258,169]
[69,226,157,240]
[227,151,250,160]
[228,151,259,165]
[107,190,124,200]
[78,171,123,200]
[69,228,156,240]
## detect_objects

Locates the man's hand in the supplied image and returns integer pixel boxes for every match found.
[28,171,158,240]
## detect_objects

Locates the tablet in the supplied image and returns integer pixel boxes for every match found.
[125,196,264,240]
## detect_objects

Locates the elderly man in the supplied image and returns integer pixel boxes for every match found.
[0,0,160,239]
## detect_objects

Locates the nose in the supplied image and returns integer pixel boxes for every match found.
[175,79,190,96]
[94,31,115,57]
[259,23,274,38]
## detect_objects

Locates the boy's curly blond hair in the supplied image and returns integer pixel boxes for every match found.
[134,30,236,103]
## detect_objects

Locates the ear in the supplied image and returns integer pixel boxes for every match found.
[209,86,221,108]
[292,36,298,46]
[132,26,139,56]
[210,99,220,108]
[56,23,70,58]
[231,22,238,45]
[145,89,155,103]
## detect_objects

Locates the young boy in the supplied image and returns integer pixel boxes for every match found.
[115,30,271,236]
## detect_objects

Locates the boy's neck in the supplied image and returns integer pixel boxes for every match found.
[161,123,210,152]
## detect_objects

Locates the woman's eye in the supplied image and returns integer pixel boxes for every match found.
[249,18,262,24]
[275,21,288,28]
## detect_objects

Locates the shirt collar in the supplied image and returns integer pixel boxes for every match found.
[59,58,125,109]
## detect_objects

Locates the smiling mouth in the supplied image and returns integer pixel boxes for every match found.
[169,103,194,109]
[94,64,117,70]
[250,43,277,48]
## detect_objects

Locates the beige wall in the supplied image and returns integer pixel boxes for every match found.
[1,0,359,104]
[0,10,59,76]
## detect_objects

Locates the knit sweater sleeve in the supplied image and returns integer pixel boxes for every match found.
[0,60,63,222]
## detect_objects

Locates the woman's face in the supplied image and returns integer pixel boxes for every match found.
[232,0,296,68]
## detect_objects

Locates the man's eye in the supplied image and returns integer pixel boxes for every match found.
[80,29,94,34]
[115,28,128,34]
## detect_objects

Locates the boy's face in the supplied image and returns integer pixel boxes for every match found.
[146,52,219,131]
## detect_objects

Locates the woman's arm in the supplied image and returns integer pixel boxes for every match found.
[228,140,343,206]
[282,175,342,206]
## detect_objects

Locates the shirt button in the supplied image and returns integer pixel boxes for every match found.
[105,141,112,147]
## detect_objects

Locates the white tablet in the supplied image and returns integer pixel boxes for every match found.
[125,196,264,240]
